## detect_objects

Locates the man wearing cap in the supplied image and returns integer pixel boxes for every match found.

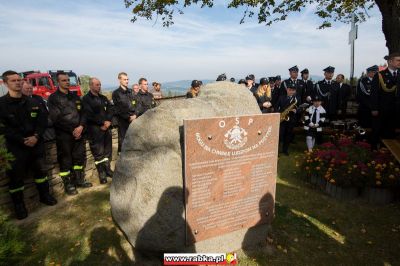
[336,74,351,119]
[245,75,257,94]
[186,80,201,98]
[279,66,303,102]
[371,52,400,144]
[216,74,227,81]
[276,84,298,155]
[314,66,340,122]
[299,68,314,103]
[356,65,378,129]
[275,76,282,90]
[268,77,280,108]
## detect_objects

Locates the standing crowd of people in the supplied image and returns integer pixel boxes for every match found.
[214,52,400,154]
[0,71,156,219]
[0,52,399,220]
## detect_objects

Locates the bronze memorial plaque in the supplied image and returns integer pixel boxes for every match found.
[184,113,280,244]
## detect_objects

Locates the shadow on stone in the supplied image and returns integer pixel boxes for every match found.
[134,186,195,265]
[242,192,274,260]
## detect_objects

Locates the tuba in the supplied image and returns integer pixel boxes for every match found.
[280,97,297,122]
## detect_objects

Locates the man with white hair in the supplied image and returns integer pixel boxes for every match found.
[82,77,114,184]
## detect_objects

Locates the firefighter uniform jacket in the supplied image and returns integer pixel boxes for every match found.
[136,90,156,117]
[82,91,113,127]
[356,77,373,128]
[112,86,137,122]
[370,68,399,138]
[299,79,315,103]
[47,89,86,133]
[314,80,339,118]
[371,68,397,113]
[0,94,46,146]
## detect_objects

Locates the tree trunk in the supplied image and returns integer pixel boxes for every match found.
[375,0,400,53]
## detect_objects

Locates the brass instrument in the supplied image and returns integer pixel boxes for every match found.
[280,97,297,122]
[352,123,366,135]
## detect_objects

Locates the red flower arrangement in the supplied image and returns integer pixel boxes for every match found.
[301,135,400,189]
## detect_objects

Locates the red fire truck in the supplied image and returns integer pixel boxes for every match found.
[24,70,82,99]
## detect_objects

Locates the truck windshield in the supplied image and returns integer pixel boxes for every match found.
[69,75,78,86]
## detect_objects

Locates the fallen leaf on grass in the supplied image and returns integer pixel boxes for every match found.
[391,228,398,232]
[277,245,282,250]
[283,249,288,253]
[361,228,366,234]
[294,238,298,242]
[75,241,81,247]
[107,217,112,222]
[367,241,373,245]
[331,221,336,225]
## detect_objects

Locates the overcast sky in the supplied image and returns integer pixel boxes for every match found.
[0,0,387,86]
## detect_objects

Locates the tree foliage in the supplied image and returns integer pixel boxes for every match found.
[124,0,376,28]
[79,75,91,96]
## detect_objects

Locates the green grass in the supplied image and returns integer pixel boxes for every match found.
[4,136,400,265]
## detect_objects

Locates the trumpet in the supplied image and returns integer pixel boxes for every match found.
[280,97,297,122]
[352,123,366,135]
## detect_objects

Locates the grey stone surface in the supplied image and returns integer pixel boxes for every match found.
[110,81,269,254]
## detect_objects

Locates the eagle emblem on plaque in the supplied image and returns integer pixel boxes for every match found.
[224,125,248,150]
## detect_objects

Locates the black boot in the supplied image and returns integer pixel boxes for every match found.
[74,170,93,188]
[104,162,114,178]
[62,174,78,195]
[96,164,107,184]
[36,181,57,206]
[10,190,28,220]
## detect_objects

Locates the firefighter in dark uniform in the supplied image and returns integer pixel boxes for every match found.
[48,72,92,196]
[22,80,56,141]
[0,71,57,219]
[371,53,400,146]
[136,78,157,117]
[356,65,378,128]
[276,84,298,156]
[112,72,137,153]
[82,78,114,184]
[245,75,257,94]
[299,68,314,103]
[279,66,303,102]
[268,76,280,108]
[336,74,352,119]
[314,66,340,122]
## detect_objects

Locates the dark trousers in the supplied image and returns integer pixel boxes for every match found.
[371,110,396,148]
[279,121,295,153]
[87,125,112,163]
[117,118,130,153]
[357,107,372,128]
[55,130,86,173]
[6,141,48,191]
